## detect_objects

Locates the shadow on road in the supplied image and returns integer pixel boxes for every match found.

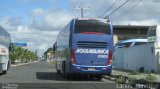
[36,72,103,82]
[36,72,65,81]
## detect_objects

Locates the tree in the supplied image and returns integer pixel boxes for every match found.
[10,45,37,64]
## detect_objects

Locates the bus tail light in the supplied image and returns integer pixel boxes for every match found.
[71,49,76,64]
[106,50,112,65]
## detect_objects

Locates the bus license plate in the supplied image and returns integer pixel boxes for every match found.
[88,68,95,70]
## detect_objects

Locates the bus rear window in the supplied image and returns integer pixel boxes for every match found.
[74,20,111,35]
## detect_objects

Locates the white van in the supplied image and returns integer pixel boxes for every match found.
[115,39,148,48]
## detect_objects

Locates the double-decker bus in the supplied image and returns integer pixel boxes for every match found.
[55,18,113,79]
[0,27,11,74]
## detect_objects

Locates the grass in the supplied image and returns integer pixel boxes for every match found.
[145,74,156,82]
[130,71,139,75]
[48,61,56,64]
[116,75,126,83]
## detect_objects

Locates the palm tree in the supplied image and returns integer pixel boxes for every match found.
[10,45,37,64]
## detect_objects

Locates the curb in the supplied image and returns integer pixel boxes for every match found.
[11,61,39,67]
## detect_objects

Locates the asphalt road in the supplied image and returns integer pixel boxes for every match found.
[0,61,118,89]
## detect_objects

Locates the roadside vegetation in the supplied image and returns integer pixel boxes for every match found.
[106,71,159,89]
[145,74,156,82]
[9,45,37,64]
[110,74,158,88]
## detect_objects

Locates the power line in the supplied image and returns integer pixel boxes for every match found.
[104,0,131,19]
[112,0,143,21]
[98,0,120,18]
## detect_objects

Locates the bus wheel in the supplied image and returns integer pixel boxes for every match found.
[2,70,7,74]
[66,74,71,79]
[62,61,67,78]
[57,70,61,74]
[106,73,111,76]
[7,60,11,70]
[96,75,102,80]
[62,68,66,78]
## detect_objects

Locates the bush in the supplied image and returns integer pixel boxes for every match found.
[145,74,156,82]
[130,71,139,75]
[116,75,126,83]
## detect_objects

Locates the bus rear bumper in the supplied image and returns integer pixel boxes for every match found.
[69,64,112,75]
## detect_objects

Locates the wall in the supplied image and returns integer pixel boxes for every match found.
[113,43,158,72]
[113,48,125,69]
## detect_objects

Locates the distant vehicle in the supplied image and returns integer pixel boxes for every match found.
[55,18,114,80]
[115,39,148,48]
[0,27,11,74]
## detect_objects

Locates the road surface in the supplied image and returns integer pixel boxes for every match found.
[0,61,117,89]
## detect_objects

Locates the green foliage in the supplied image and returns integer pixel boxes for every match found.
[127,76,136,84]
[130,71,139,75]
[116,75,126,83]
[145,74,156,82]
[10,45,37,64]
[51,61,56,64]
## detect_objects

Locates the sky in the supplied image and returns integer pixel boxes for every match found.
[0,0,160,56]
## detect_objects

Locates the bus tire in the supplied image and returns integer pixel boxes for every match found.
[63,68,70,79]
[57,70,61,74]
[7,61,11,70]
[62,68,66,78]
[106,73,111,76]
[66,74,71,79]
[2,70,7,74]
[96,75,102,80]
[62,61,66,78]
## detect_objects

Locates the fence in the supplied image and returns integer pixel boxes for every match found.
[113,43,160,73]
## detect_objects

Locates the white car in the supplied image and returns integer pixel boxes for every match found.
[115,39,148,48]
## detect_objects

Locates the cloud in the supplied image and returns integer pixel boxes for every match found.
[20,0,55,3]
[17,25,32,34]
[115,19,159,26]
[31,8,45,16]
[70,0,160,26]
[0,16,56,55]
[0,8,73,56]
[0,0,160,56]
[108,0,160,25]
[31,8,73,31]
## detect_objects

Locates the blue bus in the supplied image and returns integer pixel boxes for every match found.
[55,18,113,79]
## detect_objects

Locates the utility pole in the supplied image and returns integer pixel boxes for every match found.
[35,49,38,61]
[74,7,90,18]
